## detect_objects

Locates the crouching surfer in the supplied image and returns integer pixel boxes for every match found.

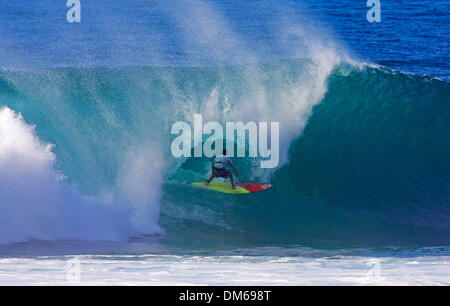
[204,149,241,190]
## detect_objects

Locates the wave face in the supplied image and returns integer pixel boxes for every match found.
[164,66,450,248]
[0,60,449,247]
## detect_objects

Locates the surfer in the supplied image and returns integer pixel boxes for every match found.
[204,149,241,190]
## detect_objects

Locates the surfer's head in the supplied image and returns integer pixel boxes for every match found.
[222,149,228,156]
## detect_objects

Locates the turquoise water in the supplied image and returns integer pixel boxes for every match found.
[1,62,449,248]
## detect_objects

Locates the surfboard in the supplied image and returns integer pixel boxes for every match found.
[192,181,273,194]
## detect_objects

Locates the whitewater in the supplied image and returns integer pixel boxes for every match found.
[0,0,449,285]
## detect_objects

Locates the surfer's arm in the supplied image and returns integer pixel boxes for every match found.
[230,162,241,183]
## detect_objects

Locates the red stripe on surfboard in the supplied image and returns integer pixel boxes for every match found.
[238,183,273,193]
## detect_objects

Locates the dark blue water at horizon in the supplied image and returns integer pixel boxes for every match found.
[0,0,448,80]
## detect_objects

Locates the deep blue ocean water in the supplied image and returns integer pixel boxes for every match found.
[1,1,448,80]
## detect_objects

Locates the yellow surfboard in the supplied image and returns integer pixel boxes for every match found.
[192,181,250,194]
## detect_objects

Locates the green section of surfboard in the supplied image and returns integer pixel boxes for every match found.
[192,181,250,194]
